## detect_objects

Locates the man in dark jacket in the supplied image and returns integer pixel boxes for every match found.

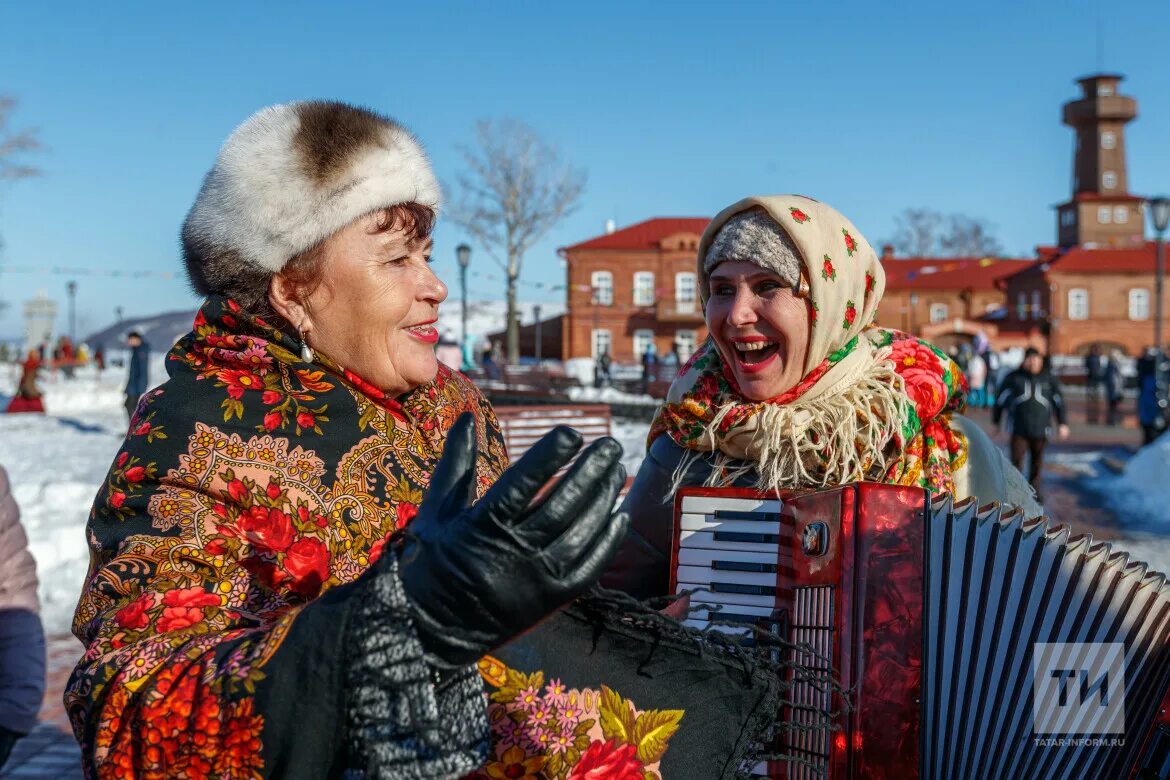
[993,347,1069,502]
[124,330,149,421]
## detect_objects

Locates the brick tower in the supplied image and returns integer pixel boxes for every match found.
[1055,74,1144,247]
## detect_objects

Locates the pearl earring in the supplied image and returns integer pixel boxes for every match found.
[299,330,315,363]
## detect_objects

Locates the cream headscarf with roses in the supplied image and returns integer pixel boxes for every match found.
[652,195,970,495]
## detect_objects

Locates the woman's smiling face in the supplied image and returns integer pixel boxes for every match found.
[300,211,447,396]
[705,260,811,401]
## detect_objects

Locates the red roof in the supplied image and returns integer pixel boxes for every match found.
[562,217,710,251]
[1045,242,1159,273]
[880,256,1033,291]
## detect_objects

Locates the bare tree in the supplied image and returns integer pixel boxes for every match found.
[889,208,945,257]
[939,214,1002,257]
[0,96,42,186]
[887,207,1002,258]
[450,119,585,364]
[0,96,44,318]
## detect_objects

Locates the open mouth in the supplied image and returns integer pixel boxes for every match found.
[730,339,776,367]
[406,324,439,344]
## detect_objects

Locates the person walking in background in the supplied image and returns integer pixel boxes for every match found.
[1084,344,1105,424]
[1137,347,1168,445]
[966,349,987,408]
[994,347,1069,503]
[1104,349,1125,427]
[124,330,149,422]
[640,341,658,393]
[0,465,47,771]
[594,348,613,389]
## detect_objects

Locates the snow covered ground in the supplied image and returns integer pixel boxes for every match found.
[0,363,144,636]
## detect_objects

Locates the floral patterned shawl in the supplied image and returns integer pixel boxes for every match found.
[649,195,968,494]
[66,296,508,778]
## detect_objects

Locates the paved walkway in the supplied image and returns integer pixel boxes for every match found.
[1,405,1151,778]
[0,637,83,779]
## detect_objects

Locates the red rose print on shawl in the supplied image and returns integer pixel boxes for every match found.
[843,300,857,329]
[842,228,858,256]
[567,739,643,780]
[284,537,330,597]
[889,338,948,420]
[237,506,296,552]
[789,207,810,223]
[821,254,837,281]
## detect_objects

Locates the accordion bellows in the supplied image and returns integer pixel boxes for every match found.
[670,483,1170,779]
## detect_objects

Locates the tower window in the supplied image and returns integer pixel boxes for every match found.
[1115,207,1129,224]
[1099,84,1115,97]
[1102,171,1117,189]
[1098,207,1113,224]
[1101,131,1117,150]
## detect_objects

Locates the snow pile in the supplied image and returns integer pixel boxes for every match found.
[1108,437,1170,535]
[611,418,650,476]
[0,364,135,636]
[567,385,659,405]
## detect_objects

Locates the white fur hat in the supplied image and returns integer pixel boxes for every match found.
[182,100,441,294]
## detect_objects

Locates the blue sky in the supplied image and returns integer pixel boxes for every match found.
[2,0,1169,340]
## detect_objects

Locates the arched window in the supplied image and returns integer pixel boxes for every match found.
[1102,171,1117,190]
[1068,288,1089,320]
[1101,131,1117,150]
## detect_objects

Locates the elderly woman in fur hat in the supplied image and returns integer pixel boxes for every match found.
[605,195,1040,598]
[67,102,628,779]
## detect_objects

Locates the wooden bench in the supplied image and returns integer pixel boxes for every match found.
[493,404,613,464]
[492,403,634,498]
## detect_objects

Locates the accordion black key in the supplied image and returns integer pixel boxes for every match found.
[670,482,1170,779]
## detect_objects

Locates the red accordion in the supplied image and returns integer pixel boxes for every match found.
[669,482,1170,779]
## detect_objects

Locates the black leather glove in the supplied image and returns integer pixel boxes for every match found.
[397,412,629,668]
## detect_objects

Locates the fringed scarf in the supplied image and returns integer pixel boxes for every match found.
[649,195,969,495]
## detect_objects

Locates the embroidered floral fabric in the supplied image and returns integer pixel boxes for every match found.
[471,657,683,780]
[66,296,508,778]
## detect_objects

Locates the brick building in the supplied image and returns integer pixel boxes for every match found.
[559,218,709,363]
[875,248,1032,350]
[998,243,1166,355]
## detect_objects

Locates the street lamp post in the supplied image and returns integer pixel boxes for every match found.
[533,304,542,364]
[1149,197,1170,353]
[66,280,77,342]
[456,244,471,350]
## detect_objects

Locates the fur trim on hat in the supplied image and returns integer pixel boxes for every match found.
[182,100,441,295]
[702,208,802,290]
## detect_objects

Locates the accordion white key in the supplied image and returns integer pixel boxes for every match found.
[669,482,1170,779]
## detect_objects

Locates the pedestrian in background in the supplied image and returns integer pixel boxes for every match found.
[1084,344,1105,424]
[124,330,149,422]
[1137,347,1168,445]
[1104,349,1124,427]
[966,349,987,408]
[0,464,47,771]
[994,347,1069,503]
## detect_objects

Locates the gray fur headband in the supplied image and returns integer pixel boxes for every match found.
[703,209,803,288]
